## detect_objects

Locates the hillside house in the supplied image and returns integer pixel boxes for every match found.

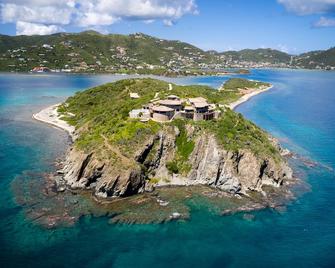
[31,66,51,73]
[151,106,175,121]
[185,97,215,121]
[130,95,219,123]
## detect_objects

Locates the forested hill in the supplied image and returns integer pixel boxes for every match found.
[0,31,334,73]
[219,48,292,64]
[292,47,335,69]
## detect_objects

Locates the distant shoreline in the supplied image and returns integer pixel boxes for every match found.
[1,69,334,80]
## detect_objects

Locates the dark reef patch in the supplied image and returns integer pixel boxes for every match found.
[11,161,308,229]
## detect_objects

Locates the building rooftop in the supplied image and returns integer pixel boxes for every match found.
[159,99,182,106]
[193,102,209,109]
[188,97,207,104]
[152,105,175,112]
[130,108,150,113]
[167,95,180,100]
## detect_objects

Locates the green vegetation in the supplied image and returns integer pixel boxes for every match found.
[198,109,280,161]
[58,78,166,155]
[222,78,271,91]
[166,161,180,174]
[148,177,160,184]
[221,48,291,64]
[0,31,214,73]
[292,47,335,69]
[166,120,195,175]
[174,120,195,160]
[59,78,280,167]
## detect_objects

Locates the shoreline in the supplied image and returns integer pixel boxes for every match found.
[228,85,273,110]
[32,103,75,141]
[1,67,334,77]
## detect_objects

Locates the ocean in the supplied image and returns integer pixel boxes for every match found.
[0,70,334,267]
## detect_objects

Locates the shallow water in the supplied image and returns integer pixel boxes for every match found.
[0,71,334,267]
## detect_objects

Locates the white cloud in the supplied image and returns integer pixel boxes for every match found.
[277,44,290,53]
[278,0,335,28]
[314,16,335,26]
[76,0,198,25]
[0,0,198,35]
[278,0,335,15]
[1,3,72,24]
[94,0,198,20]
[77,12,119,27]
[163,19,174,26]
[16,21,64,35]
[143,19,155,24]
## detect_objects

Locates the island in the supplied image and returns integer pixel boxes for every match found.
[31,78,298,226]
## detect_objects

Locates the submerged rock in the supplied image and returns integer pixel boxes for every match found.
[171,212,181,219]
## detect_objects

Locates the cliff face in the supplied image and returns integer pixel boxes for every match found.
[59,125,292,198]
[187,134,292,194]
[62,148,146,198]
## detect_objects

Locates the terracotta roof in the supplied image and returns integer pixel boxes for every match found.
[188,97,207,104]
[159,99,182,106]
[152,105,174,112]
[167,95,180,100]
[193,102,209,109]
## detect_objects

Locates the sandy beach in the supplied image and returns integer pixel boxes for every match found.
[33,104,75,140]
[228,85,273,110]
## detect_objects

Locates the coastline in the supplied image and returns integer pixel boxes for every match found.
[28,79,300,226]
[228,85,273,110]
[32,103,75,140]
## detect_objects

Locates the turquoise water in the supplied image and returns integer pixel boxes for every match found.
[0,71,334,267]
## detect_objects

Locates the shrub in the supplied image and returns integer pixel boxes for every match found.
[166,161,179,174]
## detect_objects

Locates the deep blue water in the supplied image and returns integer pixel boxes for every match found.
[0,71,335,267]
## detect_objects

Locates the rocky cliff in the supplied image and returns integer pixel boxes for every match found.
[58,124,292,199]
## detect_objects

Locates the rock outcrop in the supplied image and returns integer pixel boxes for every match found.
[62,148,146,198]
[188,134,292,194]
[58,126,293,198]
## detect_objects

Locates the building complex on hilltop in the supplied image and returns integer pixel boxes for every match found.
[129,94,220,122]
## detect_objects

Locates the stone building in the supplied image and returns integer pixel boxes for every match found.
[151,106,175,122]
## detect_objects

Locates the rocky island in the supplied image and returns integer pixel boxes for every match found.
[30,77,299,226]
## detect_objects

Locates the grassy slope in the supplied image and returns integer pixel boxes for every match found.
[223,78,271,91]
[59,78,280,166]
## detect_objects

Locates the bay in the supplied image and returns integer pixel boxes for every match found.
[0,70,334,267]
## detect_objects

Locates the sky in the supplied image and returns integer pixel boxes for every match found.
[0,0,334,54]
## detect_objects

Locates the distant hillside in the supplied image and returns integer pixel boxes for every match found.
[292,47,335,69]
[0,31,334,73]
[220,48,291,64]
[0,31,215,74]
